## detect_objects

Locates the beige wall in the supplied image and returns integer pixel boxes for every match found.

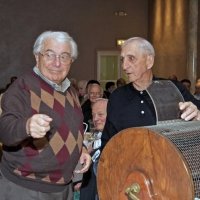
[149,0,200,86]
[0,0,149,88]
[149,0,188,81]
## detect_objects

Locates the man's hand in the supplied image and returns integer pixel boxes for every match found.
[179,102,200,121]
[74,149,91,174]
[26,114,52,138]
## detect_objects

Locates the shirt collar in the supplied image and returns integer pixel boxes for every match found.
[33,66,71,92]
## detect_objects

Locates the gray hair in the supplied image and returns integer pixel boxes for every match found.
[122,37,155,57]
[33,31,78,60]
[92,98,108,107]
[94,98,108,103]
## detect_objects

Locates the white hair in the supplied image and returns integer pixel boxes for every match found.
[92,98,108,108]
[122,37,155,57]
[33,31,78,60]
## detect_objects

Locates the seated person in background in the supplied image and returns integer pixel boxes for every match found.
[104,81,116,99]
[194,81,200,100]
[116,77,126,88]
[101,37,200,151]
[82,79,101,103]
[86,80,108,99]
[81,83,103,131]
[181,78,191,92]
[77,80,88,105]
[80,98,108,200]
[86,80,100,91]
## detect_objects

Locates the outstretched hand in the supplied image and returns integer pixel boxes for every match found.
[26,114,52,138]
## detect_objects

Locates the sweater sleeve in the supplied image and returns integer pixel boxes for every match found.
[0,78,32,146]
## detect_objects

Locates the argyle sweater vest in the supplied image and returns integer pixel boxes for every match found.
[0,71,84,192]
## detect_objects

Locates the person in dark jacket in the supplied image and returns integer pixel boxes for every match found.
[101,37,200,150]
[80,98,108,200]
[81,83,103,131]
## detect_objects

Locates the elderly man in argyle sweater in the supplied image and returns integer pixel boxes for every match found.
[0,31,91,200]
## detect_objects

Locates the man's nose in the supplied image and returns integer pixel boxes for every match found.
[122,58,128,70]
[55,56,61,66]
[93,114,98,121]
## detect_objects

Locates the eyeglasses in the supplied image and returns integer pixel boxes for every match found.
[89,92,101,96]
[40,51,72,64]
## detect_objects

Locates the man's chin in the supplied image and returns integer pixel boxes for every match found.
[96,126,103,131]
[49,77,63,84]
[127,77,135,83]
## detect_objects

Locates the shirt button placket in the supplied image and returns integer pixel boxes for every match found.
[140,92,145,116]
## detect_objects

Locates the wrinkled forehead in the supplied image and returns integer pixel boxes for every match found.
[89,84,101,92]
[42,38,71,52]
[92,101,107,112]
[121,41,145,56]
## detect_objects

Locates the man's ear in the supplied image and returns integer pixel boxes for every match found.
[146,55,154,69]
[35,54,39,67]
[70,59,74,64]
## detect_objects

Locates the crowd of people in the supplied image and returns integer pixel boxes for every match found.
[0,31,200,200]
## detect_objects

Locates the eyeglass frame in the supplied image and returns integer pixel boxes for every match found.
[89,92,101,97]
[39,50,73,64]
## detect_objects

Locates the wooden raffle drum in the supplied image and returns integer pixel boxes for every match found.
[97,81,200,199]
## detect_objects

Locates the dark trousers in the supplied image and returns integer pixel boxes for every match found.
[80,163,98,200]
[0,171,73,200]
